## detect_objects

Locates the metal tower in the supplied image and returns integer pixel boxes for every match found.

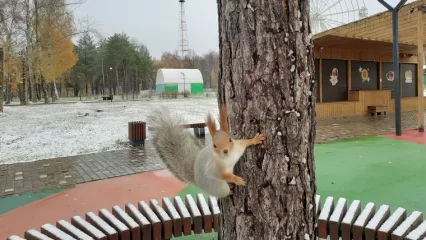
[178,0,189,59]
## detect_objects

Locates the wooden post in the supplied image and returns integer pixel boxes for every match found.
[379,61,383,90]
[319,58,323,102]
[417,9,424,132]
[0,48,3,112]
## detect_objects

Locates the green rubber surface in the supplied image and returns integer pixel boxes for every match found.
[316,135,426,214]
[0,186,71,215]
[172,185,217,239]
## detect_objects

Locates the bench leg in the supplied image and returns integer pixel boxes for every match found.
[193,128,200,137]
[199,127,205,137]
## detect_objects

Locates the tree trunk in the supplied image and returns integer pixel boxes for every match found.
[22,57,29,105]
[24,0,31,105]
[18,83,24,105]
[101,58,105,95]
[53,79,59,101]
[122,60,126,100]
[0,48,3,112]
[115,66,119,96]
[5,75,11,104]
[20,58,28,105]
[217,0,317,239]
[36,83,41,101]
[31,74,38,103]
[41,75,49,104]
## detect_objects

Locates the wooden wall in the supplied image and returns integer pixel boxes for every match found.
[314,45,423,120]
[316,95,426,120]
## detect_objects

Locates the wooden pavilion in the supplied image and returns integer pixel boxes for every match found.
[313,0,426,130]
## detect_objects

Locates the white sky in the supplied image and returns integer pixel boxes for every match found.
[73,0,416,59]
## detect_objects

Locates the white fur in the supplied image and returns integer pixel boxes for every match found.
[194,142,248,198]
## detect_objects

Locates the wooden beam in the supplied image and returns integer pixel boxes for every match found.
[417,9,425,132]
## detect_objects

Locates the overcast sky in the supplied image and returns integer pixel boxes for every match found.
[73,0,416,59]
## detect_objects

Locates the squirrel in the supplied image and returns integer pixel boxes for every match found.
[148,104,265,198]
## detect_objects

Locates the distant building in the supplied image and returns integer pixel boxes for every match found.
[155,68,204,94]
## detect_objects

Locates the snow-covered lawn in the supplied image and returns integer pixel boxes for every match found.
[0,97,219,164]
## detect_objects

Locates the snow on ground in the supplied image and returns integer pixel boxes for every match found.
[0,97,219,164]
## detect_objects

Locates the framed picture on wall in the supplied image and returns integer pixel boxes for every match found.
[321,59,348,102]
[401,63,417,97]
[381,62,395,98]
[351,61,379,90]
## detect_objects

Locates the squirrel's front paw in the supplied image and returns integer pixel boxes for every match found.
[251,133,265,145]
[233,176,246,186]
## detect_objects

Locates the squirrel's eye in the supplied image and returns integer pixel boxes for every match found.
[213,144,217,148]
[229,138,232,142]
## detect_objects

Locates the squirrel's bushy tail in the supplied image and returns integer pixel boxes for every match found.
[148,108,203,183]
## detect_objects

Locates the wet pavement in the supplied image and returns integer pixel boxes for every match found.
[0,110,423,197]
[0,146,165,197]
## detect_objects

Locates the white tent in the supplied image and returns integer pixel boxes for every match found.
[155,68,204,94]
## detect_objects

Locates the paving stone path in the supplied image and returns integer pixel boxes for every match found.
[0,110,423,196]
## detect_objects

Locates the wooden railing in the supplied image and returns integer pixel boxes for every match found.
[7,194,219,240]
[7,195,426,240]
[315,195,426,240]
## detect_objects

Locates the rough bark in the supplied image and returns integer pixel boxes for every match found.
[217,0,317,239]
[0,48,3,112]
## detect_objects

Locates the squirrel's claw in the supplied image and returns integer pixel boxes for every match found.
[252,133,265,145]
[234,176,246,186]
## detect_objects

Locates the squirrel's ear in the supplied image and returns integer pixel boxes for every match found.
[219,104,230,134]
[206,113,217,137]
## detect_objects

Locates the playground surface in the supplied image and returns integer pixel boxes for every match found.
[1,129,426,239]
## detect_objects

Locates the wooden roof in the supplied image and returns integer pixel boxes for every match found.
[313,0,426,54]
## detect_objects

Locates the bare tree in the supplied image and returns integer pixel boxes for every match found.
[217,0,317,239]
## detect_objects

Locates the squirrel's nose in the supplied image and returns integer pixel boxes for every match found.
[223,149,228,154]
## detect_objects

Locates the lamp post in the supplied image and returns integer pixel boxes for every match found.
[377,0,407,136]
[181,72,186,97]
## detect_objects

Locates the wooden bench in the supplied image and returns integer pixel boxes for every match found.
[368,105,388,116]
[181,123,206,138]
[128,121,146,147]
[8,194,220,240]
[102,95,113,102]
[316,195,426,240]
